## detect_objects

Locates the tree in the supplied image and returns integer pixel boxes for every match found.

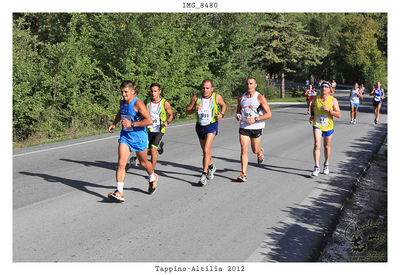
[335,14,387,89]
[253,14,327,98]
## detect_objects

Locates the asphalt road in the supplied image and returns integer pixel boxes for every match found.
[13,89,387,262]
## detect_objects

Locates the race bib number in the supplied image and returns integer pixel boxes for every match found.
[198,110,212,125]
[316,114,329,127]
[242,107,255,119]
[149,114,161,132]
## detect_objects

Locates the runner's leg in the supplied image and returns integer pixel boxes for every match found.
[323,134,333,165]
[240,134,250,174]
[116,142,131,183]
[199,133,216,173]
[313,128,322,167]
[150,146,158,170]
[377,103,381,121]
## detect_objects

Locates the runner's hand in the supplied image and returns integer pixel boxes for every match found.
[216,112,223,121]
[121,119,132,128]
[108,124,115,133]
[245,117,255,124]
[236,114,242,121]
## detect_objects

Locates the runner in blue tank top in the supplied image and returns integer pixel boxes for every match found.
[107,80,158,202]
[369,81,385,124]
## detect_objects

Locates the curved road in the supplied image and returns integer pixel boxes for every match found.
[13,89,387,262]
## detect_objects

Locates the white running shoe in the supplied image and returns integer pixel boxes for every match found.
[198,173,208,186]
[353,119,357,125]
[206,164,217,180]
[312,166,320,177]
[322,165,329,175]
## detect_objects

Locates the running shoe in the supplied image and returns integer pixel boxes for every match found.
[206,164,217,180]
[350,119,354,124]
[148,174,158,195]
[129,156,140,167]
[158,141,165,155]
[374,118,378,124]
[257,148,265,166]
[312,166,320,177]
[237,173,248,183]
[322,165,329,175]
[198,173,208,186]
[353,119,357,125]
[108,190,125,202]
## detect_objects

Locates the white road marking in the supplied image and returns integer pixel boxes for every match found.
[13,117,236,157]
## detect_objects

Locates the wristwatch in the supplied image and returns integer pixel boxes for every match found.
[255,117,259,122]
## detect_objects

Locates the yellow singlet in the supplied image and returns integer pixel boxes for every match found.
[313,95,334,132]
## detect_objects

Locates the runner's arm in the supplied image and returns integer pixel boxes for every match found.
[130,99,152,127]
[108,110,121,133]
[309,97,316,124]
[358,89,364,99]
[329,97,341,119]
[163,100,174,126]
[382,89,385,99]
[370,88,376,96]
[257,93,272,121]
[186,94,198,115]
[236,95,242,121]
[215,94,226,121]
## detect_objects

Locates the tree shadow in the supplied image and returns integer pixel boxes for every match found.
[252,122,387,262]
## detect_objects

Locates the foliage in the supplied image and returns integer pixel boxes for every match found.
[12,13,387,143]
[253,14,328,98]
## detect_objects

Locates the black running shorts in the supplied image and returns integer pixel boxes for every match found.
[148,132,164,149]
[239,128,263,138]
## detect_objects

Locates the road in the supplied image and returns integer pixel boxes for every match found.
[13,89,387,262]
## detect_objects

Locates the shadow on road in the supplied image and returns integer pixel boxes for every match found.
[212,156,311,179]
[19,170,149,203]
[254,121,387,262]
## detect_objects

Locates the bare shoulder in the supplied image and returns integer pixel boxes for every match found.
[258,93,267,103]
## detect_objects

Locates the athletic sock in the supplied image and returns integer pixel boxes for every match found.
[149,173,155,182]
[117,182,124,193]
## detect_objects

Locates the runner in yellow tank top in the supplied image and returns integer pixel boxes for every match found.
[309,81,341,177]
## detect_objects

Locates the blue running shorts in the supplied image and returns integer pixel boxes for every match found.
[118,130,148,152]
[195,121,219,140]
[313,126,334,137]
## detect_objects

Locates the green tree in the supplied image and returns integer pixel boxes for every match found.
[253,14,327,98]
[335,14,387,89]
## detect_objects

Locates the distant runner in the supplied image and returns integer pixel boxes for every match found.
[236,78,272,183]
[186,79,226,186]
[370,81,385,124]
[360,83,366,103]
[331,80,336,94]
[305,84,315,114]
[310,81,341,176]
[349,82,363,125]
